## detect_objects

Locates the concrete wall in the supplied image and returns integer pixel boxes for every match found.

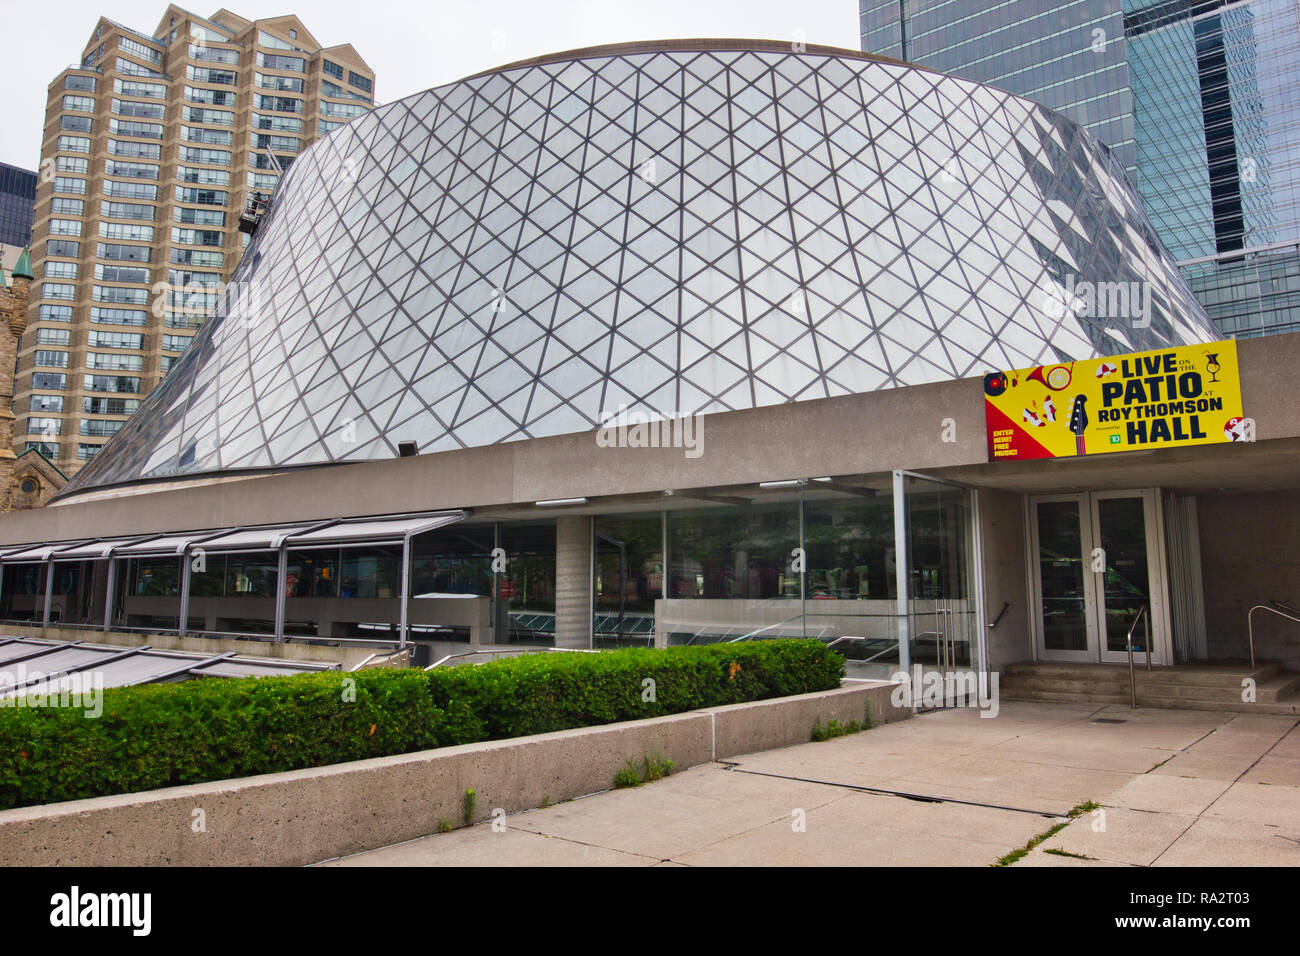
[0,370,993,544]
[1198,491,1300,666]
[978,488,1032,671]
[0,681,909,867]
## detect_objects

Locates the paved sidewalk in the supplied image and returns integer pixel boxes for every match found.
[319,700,1300,867]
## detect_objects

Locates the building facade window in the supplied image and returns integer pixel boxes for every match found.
[33,350,70,368]
[112,99,166,120]
[84,374,142,393]
[103,179,158,200]
[37,304,74,323]
[41,283,75,300]
[83,396,139,414]
[99,222,155,242]
[97,241,152,262]
[35,329,72,346]
[31,373,67,390]
[88,331,144,350]
[91,307,148,326]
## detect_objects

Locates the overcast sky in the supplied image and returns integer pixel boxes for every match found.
[2,0,862,169]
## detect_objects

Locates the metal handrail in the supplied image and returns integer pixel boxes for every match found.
[1126,605,1149,709]
[1247,604,1300,670]
[825,634,899,664]
[934,604,955,675]
[422,645,600,670]
[987,601,1011,629]
[349,646,410,671]
[424,648,524,670]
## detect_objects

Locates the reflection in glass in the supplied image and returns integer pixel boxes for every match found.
[594,514,662,648]
[1037,500,1088,652]
[0,563,47,622]
[667,502,799,600]
[1098,497,1150,654]
[499,522,556,645]
[905,477,974,670]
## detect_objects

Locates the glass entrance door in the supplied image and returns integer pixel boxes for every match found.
[1031,490,1163,664]
[1033,495,1093,660]
[900,473,979,706]
[1093,492,1155,663]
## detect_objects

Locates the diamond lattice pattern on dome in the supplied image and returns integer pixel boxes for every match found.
[64,45,1219,492]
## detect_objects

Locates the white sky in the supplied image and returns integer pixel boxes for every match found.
[2,0,863,169]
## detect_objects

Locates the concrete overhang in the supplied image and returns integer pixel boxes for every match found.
[4,330,1297,545]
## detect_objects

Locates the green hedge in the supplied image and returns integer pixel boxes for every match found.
[0,640,843,810]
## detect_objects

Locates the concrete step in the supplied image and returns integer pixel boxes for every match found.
[1000,673,1299,703]
[1001,686,1300,715]
[1002,661,1281,687]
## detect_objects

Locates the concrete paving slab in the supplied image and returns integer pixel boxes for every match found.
[726,742,967,789]
[1240,756,1300,788]
[647,763,838,804]
[312,701,1299,868]
[1036,807,1196,866]
[889,754,1133,810]
[1152,749,1264,782]
[807,789,1059,847]
[321,824,657,867]
[508,769,842,859]
[1204,780,1300,828]
[1183,732,1285,758]
[673,793,1043,867]
[1217,714,1300,737]
[1269,729,1300,759]
[1105,774,1232,816]
[1017,845,1132,867]
[1152,816,1300,867]
[983,737,1177,774]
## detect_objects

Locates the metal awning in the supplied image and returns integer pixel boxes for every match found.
[49,534,168,561]
[0,637,338,697]
[283,511,466,548]
[113,529,234,557]
[0,512,468,564]
[0,541,89,563]
[195,522,333,553]
[0,544,42,561]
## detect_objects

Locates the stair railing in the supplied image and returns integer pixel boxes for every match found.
[1126,605,1149,710]
[1247,603,1300,670]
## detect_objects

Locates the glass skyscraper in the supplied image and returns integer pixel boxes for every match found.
[0,163,37,250]
[861,0,1300,338]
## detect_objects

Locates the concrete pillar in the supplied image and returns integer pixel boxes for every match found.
[554,515,593,648]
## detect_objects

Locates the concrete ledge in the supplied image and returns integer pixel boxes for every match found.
[0,680,905,867]
[706,679,909,759]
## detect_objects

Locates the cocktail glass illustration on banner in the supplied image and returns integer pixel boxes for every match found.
[1206,352,1221,384]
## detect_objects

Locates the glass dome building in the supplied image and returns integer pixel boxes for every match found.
[4,41,1296,711]
[60,38,1217,497]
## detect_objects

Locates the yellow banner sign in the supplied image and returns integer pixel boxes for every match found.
[985,341,1244,461]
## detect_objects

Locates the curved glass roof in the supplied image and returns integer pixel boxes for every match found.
[62,40,1220,496]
